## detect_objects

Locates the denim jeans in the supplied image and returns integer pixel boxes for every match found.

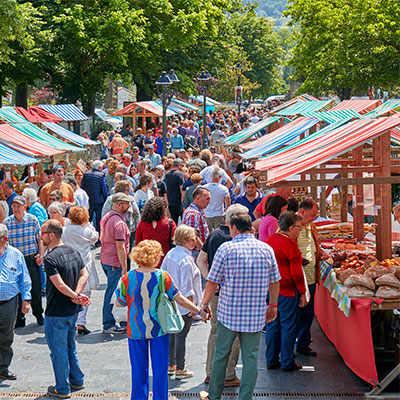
[45,314,84,395]
[102,264,122,330]
[296,283,316,349]
[265,294,299,369]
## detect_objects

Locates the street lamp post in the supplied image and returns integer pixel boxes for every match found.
[234,62,242,115]
[155,70,179,156]
[196,71,213,149]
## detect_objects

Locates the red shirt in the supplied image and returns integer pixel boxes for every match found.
[135,217,176,262]
[266,232,306,297]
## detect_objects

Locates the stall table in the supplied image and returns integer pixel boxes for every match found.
[316,264,400,394]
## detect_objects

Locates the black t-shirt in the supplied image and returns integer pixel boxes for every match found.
[44,245,85,317]
[202,225,231,269]
[164,170,184,206]
[157,180,167,198]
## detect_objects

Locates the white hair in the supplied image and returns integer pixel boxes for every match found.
[0,223,8,238]
[225,204,249,225]
[92,160,103,171]
[22,188,38,204]
[47,201,65,216]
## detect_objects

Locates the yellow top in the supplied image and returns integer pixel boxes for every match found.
[298,224,316,284]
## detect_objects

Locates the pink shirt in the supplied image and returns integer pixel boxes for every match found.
[259,215,278,242]
[100,211,130,267]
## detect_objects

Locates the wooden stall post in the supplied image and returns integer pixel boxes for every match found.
[340,172,348,222]
[352,147,365,241]
[374,132,392,259]
[319,165,327,217]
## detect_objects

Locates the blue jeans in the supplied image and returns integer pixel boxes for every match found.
[265,294,299,369]
[296,283,316,349]
[102,265,122,330]
[44,314,84,395]
[128,335,169,400]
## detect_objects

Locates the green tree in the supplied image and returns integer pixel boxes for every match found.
[287,0,400,98]
[41,0,146,115]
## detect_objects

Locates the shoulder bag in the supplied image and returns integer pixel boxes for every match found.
[157,272,184,334]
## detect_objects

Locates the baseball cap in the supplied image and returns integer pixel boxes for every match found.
[12,196,26,206]
[112,193,131,203]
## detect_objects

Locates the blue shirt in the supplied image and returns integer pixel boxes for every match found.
[170,134,184,150]
[234,192,263,221]
[28,202,48,226]
[208,233,280,332]
[0,245,32,301]
[5,213,40,256]
[145,153,162,169]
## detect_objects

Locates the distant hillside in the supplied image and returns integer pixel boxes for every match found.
[245,0,288,22]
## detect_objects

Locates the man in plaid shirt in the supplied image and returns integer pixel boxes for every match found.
[5,196,43,328]
[200,213,280,400]
[182,186,211,248]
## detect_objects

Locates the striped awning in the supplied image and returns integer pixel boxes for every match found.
[224,117,281,145]
[330,99,382,115]
[0,124,64,157]
[241,117,319,159]
[43,122,98,147]
[171,98,199,111]
[302,109,362,124]
[38,104,88,121]
[256,117,400,184]
[364,99,400,118]
[276,100,333,116]
[16,106,63,123]
[0,142,37,165]
[11,123,82,152]
[0,107,29,123]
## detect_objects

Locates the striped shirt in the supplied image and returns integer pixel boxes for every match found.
[0,245,32,301]
[115,269,178,339]
[5,213,40,256]
[208,233,280,332]
[182,203,209,242]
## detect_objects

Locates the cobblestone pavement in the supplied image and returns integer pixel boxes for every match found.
[1,252,368,399]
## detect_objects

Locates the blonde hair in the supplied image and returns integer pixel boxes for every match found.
[174,224,196,246]
[131,240,163,268]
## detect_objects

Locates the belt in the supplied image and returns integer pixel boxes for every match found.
[0,296,15,305]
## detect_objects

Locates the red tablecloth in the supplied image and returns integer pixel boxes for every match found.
[315,284,378,385]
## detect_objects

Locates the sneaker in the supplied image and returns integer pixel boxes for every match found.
[199,391,209,400]
[267,361,281,370]
[70,383,85,391]
[47,385,71,399]
[175,369,194,379]
[102,326,126,334]
[77,325,91,336]
[224,376,240,387]
[168,366,176,376]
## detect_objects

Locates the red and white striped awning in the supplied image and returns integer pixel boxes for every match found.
[257,117,400,184]
[330,99,382,115]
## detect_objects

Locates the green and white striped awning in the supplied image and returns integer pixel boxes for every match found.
[276,100,333,116]
[303,109,362,124]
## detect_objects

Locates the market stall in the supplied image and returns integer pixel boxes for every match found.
[254,115,400,392]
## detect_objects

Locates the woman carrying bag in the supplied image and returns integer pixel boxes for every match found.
[114,240,207,400]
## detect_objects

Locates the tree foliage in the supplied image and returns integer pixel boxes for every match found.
[287,0,400,98]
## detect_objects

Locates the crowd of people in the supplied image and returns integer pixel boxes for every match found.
[0,105,324,400]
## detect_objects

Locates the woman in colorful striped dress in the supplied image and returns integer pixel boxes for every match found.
[114,240,202,400]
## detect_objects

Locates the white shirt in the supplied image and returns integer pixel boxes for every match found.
[161,245,202,315]
[204,182,229,217]
[62,223,99,267]
[134,189,154,211]
[74,188,89,209]
[200,165,230,185]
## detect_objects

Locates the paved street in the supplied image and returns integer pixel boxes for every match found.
[1,253,368,399]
